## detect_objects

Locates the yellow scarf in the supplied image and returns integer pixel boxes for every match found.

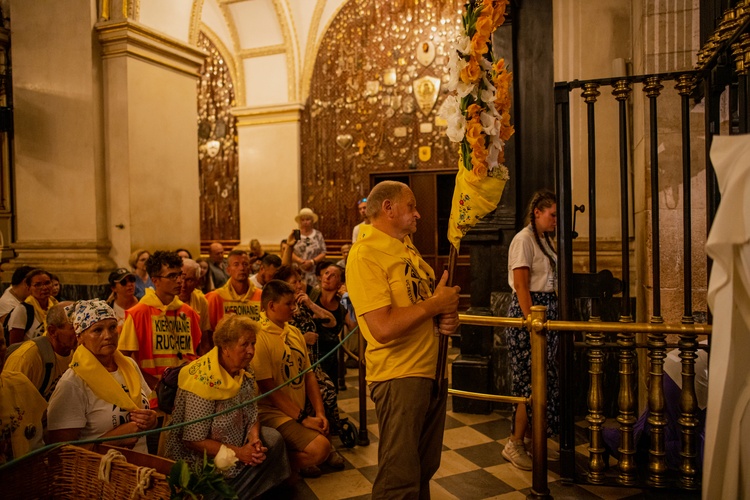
[178,346,247,400]
[215,278,257,303]
[69,345,143,411]
[25,295,58,335]
[139,287,184,312]
[0,371,47,459]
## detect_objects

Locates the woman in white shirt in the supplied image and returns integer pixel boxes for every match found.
[501,190,560,471]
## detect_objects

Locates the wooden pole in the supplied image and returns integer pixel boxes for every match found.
[433,244,459,398]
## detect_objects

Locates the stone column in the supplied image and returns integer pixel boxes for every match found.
[233,104,303,246]
[7,0,204,296]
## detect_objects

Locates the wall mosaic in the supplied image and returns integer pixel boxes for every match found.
[301,0,465,239]
[197,32,240,240]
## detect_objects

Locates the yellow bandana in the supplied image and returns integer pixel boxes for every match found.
[178,346,247,400]
[25,295,59,335]
[139,287,184,312]
[69,345,143,411]
[215,279,258,303]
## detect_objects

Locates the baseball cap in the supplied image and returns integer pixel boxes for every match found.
[108,268,135,286]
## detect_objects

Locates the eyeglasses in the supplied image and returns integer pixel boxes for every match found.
[153,272,183,281]
[118,276,136,285]
[31,280,52,288]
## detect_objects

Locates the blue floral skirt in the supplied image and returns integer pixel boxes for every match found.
[506,291,559,436]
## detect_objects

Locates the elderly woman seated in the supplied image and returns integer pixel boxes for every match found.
[47,300,157,452]
[165,315,289,499]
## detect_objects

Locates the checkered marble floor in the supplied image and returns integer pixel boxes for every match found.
[271,350,702,500]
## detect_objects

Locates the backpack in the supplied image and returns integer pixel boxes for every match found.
[155,362,188,414]
[5,335,56,398]
[3,302,35,347]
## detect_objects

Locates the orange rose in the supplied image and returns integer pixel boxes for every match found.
[465,119,484,146]
[467,103,483,119]
[471,33,489,56]
[460,57,482,84]
[492,0,508,26]
[473,162,489,179]
[475,14,494,39]
[499,113,515,141]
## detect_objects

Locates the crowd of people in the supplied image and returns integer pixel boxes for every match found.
[0,187,573,498]
[0,205,367,498]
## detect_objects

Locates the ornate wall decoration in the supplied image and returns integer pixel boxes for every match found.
[197,32,239,241]
[300,0,464,239]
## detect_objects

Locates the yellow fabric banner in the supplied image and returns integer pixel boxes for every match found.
[447,163,507,252]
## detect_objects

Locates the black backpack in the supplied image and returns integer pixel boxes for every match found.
[3,302,35,347]
[5,335,56,398]
[155,362,188,414]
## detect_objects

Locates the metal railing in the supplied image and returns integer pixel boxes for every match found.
[451,311,711,499]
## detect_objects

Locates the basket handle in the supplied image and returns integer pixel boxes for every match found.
[98,449,127,482]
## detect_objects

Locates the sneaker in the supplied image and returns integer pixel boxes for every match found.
[524,437,560,461]
[502,438,533,471]
[300,465,322,478]
[326,450,345,470]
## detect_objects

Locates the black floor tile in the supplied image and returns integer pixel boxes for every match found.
[435,469,516,499]
[471,418,512,440]
[454,441,506,468]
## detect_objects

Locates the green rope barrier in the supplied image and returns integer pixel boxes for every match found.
[0,325,360,473]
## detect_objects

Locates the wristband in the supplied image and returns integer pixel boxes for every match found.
[296,409,308,423]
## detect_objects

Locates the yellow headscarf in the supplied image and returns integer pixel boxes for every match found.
[69,345,143,411]
[178,346,247,400]
[25,295,59,335]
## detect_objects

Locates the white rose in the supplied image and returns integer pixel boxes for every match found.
[454,33,472,55]
[457,80,475,99]
[480,88,495,105]
[480,111,499,136]
[438,96,466,143]
[214,444,238,470]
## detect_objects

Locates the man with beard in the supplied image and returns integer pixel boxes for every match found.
[179,258,213,353]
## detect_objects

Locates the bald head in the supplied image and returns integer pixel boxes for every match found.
[366,181,409,221]
[209,242,225,264]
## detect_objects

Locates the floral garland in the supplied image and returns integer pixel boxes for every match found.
[438,0,514,181]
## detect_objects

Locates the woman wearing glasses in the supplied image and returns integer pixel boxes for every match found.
[7,269,58,344]
[106,268,139,328]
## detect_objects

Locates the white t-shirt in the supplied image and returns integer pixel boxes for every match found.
[47,357,151,453]
[112,302,126,327]
[8,302,44,339]
[0,287,21,318]
[249,274,262,290]
[508,225,557,293]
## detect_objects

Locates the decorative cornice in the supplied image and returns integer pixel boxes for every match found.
[201,23,246,106]
[96,20,207,77]
[301,0,327,103]
[218,0,242,54]
[282,0,301,98]
[238,44,286,58]
[232,103,304,127]
[274,0,298,101]
[188,0,205,45]
[10,240,117,283]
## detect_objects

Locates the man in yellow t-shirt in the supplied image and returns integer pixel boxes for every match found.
[346,180,460,499]
[3,301,77,400]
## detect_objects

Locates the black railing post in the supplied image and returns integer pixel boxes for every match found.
[554,81,575,483]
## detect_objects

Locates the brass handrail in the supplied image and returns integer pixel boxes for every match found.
[458,313,712,335]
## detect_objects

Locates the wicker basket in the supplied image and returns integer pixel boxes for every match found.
[0,445,172,499]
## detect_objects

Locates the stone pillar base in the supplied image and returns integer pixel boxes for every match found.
[4,241,117,285]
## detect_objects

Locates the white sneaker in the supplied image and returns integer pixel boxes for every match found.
[524,437,560,461]
[502,438,533,471]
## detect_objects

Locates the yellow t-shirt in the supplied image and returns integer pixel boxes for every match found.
[346,225,438,383]
[190,289,212,334]
[3,338,73,400]
[251,313,310,429]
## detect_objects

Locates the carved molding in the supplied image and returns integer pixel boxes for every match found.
[8,240,117,284]
[96,20,207,77]
[233,103,304,127]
